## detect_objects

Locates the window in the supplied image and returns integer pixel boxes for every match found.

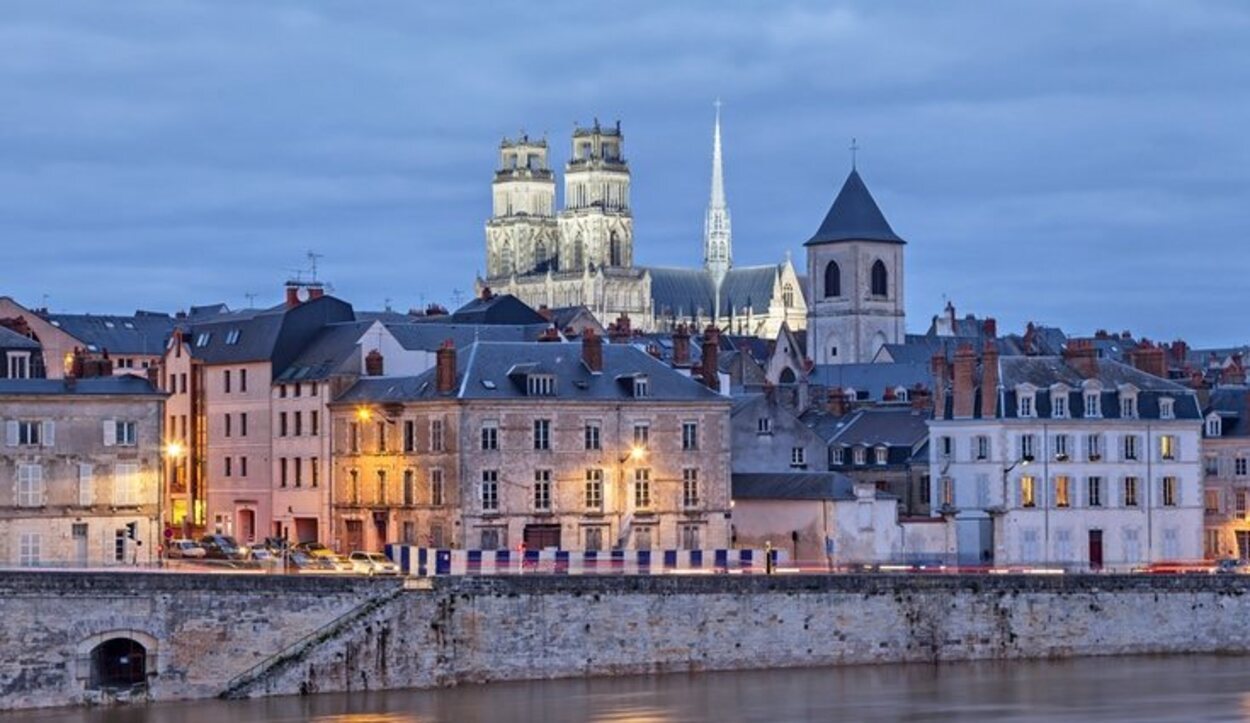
[832,447,845,465]
[683,468,699,508]
[682,421,698,451]
[349,470,359,504]
[376,421,388,452]
[294,458,303,488]
[1162,476,1178,507]
[1084,392,1101,418]
[19,533,40,567]
[939,436,953,459]
[224,414,232,438]
[309,410,318,436]
[17,464,43,507]
[634,468,652,508]
[782,283,795,308]
[1019,434,1036,461]
[633,377,650,397]
[1122,435,1139,461]
[527,374,555,396]
[1055,476,1071,508]
[480,528,501,550]
[376,470,387,505]
[1205,456,1220,476]
[1054,434,1070,461]
[293,383,301,398]
[224,370,231,393]
[975,435,990,461]
[430,468,444,506]
[1239,458,1248,477]
[241,456,248,477]
[870,259,888,296]
[584,421,601,450]
[1238,491,1247,520]
[757,417,773,435]
[113,464,140,506]
[1159,435,1177,461]
[225,456,234,478]
[1207,417,1223,437]
[585,469,603,510]
[279,384,287,398]
[15,420,41,446]
[225,329,240,345]
[278,458,286,487]
[279,412,288,437]
[1087,433,1103,461]
[1018,394,1035,418]
[114,529,127,562]
[940,477,954,507]
[1205,489,1221,515]
[481,421,499,451]
[481,471,499,512]
[584,527,603,552]
[7,352,30,379]
[1124,476,1139,507]
[78,464,93,506]
[430,419,444,452]
[633,423,650,449]
[853,447,867,465]
[1052,394,1069,419]
[1020,475,1036,508]
[115,421,137,446]
[403,420,416,452]
[790,447,807,469]
[294,411,302,437]
[1160,398,1175,420]
[874,446,888,465]
[1088,476,1103,507]
[239,368,247,392]
[1121,396,1137,419]
[824,260,841,298]
[534,470,552,511]
[533,419,551,450]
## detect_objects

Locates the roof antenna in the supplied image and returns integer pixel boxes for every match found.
[306,250,324,282]
[244,292,257,308]
[849,137,859,171]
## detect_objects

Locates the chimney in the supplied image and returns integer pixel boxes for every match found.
[537,305,553,322]
[608,315,632,343]
[982,318,997,339]
[285,283,301,308]
[538,326,560,342]
[980,341,999,419]
[828,387,849,416]
[307,285,325,301]
[952,344,976,419]
[480,286,494,301]
[910,385,932,412]
[1128,341,1167,380]
[1063,338,1099,378]
[582,329,603,373]
[365,349,384,377]
[672,324,691,367]
[701,325,720,392]
[931,352,949,418]
[1022,322,1037,355]
[435,340,457,394]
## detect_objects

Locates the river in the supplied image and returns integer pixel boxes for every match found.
[5,655,1249,722]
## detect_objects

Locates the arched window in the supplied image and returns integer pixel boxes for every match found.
[824,261,841,298]
[90,638,147,690]
[609,231,622,266]
[782,283,794,308]
[572,234,585,270]
[871,260,888,297]
[534,240,547,272]
[779,368,797,384]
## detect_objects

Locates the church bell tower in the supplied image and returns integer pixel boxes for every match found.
[557,119,633,271]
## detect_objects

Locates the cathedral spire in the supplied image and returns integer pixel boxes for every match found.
[704,100,732,320]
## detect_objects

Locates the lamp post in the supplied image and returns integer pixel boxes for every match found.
[617,445,647,549]
[989,455,1032,566]
[160,441,186,569]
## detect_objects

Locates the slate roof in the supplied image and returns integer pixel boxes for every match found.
[827,407,930,447]
[446,294,548,325]
[1207,387,1250,438]
[805,169,904,246]
[39,311,177,355]
[0,376,165,397]
[732,472,892,501]
[188,296,355,378]
[276,320,375,382]
[385,322,551,351]
[807,362,931,400]
[336,341,728,404]
[648,265,781,318]
[0,325,40,350]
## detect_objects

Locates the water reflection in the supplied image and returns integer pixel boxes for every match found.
[7,656,1250,723]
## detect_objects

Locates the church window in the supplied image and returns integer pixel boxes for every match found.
[824,261,841,298]
[782,284,794,308]
[609,231,622,266]
[871,260,888,297]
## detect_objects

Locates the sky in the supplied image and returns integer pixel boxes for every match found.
[1,1,1248,346]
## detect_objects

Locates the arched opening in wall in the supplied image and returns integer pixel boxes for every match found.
[89,638,147,690]
[824,261,841,298]
[573,234,585,271]
[871,260,888,297]
[779,368,797,384]
[782,283,794,308]
[609,231,622,267]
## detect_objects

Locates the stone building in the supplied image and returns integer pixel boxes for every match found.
[1199,385,1250,559]
[0,375,165,566]
[330,333,732,552]
[478,111,806,338]
[930,341,1204,569]
[806,403,932,517]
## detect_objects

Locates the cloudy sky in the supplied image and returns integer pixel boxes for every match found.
[2,2,1248,345]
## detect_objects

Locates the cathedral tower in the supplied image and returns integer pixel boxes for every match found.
[485,135,559,278]
[557,119,633,271]
[805,167,906,365]
[704,102,732,316]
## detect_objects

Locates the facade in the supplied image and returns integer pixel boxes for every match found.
[0,376,165,566]
[804,169,907,365]
[1200,386,1250,559]
[930,342,1204,569]
[479,113,806,337]
[810,404,932,517]
[330,335,733,552]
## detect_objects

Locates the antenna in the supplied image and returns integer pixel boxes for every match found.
[306,251,324,282]
[451,288,465,307]
[244,292,257,308]
[384,297,393,313]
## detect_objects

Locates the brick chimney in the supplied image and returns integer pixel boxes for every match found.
[480,286,494,301]
[435,340,457,394]
[537,305,553,322]
[608,315,632,343]
[285,283,301,308]
[982,317,997,339]
[307,284,325,301]
[828,387,849,416]
[672,324,691,367]
[931,352,949,418]
[538,326,560,342]
[1063,338,1099,378]
[979,341,999,419]
[909,385,932,412]
[365,349,384,377]
[1128,341,1167,380]
[952,344,977,418]
[582,328,603,373]
[701,325,720,392]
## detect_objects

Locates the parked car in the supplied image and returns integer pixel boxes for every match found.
[199,534,246,560]
[166,539,206,559]
[249,547,278,565]
[287,550,335,572]
[349,551,400,576]
[1215,558,1249,575]
[295,541,352,572]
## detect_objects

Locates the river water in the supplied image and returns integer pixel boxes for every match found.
[6,655,1250,722]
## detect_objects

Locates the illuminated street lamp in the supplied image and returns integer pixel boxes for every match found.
[159,440,187,569]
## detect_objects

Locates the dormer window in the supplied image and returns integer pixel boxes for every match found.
[195,332,211,347]
[1017,388,1036,418]
[1159,397,1175,420]
[225,329,241,345]
[1052,394,1069,419]
[527,374,555,396]
[874,446,888,465]
[1084,392,1101,418]
[1207,415,1223,438]
[832,447,845,465]
[1120,396,1137,419]
[853,447,867,465]
[632,376,650,398]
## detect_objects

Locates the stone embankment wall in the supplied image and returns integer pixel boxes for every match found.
[4,571,1250,710]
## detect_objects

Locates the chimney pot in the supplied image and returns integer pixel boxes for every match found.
[701,325,720,392]
[582,329,604,372]
[435,340,457,393]
[285,284,301,308]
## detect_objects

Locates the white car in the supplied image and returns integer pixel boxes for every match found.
[167,539,206,559]
[349,551,400,576]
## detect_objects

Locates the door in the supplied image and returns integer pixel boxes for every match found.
[345,520,364,553]
[523,524,561,550]
[372,511,388,550]
[1088,529,1103,571]
[72,523,88,566]
[1236,531,1250,561]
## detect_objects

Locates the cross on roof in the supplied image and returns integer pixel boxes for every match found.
[849,138,860,170]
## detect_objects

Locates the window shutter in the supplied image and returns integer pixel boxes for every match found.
[35,465,45,506]
[41,420,55,448]
[79,464,93,507]
[102,419,116,447]
[5,420,17,447]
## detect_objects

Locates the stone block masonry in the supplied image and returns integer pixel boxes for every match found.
[4,571,1250,710]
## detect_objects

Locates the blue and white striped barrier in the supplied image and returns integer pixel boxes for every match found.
[383,545,786,576]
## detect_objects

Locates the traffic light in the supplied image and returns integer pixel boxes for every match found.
[125,522,138,540]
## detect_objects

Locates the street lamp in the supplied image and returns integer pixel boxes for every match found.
[159,441,186,569]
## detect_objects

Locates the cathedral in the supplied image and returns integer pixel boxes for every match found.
[476,110,807,338]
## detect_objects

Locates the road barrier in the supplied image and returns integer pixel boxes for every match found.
[383,546,786,576]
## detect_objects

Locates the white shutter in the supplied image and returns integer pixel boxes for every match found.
[79,464,93,507]
[102,419,116,447]
[5,420,17,446]
[34,465,45,506]
[41,420,55,448]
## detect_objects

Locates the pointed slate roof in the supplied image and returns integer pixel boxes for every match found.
[805,169,904,246]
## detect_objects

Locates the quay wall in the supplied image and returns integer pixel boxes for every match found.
[3,571,1250,709]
